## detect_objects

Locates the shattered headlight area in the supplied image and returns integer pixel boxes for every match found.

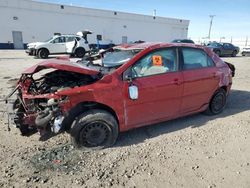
[4,68,97,138]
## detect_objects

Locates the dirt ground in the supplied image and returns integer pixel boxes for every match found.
[0,50,249,188]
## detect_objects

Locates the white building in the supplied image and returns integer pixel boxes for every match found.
[0,0,189,49]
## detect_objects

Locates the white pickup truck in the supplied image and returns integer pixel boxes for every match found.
[26,32,91,58]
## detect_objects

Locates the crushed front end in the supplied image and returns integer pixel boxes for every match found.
[5,62,99,137]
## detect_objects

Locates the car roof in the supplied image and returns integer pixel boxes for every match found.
[54,34,78,37]
[116,42,204,50]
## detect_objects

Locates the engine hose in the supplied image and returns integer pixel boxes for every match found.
[35,109,53,128]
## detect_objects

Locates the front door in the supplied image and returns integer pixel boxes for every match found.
[124,48,183,128]
[12,31,24,49]
[49,36,66,53]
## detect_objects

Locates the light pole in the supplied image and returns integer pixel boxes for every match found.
[208,15,215,40]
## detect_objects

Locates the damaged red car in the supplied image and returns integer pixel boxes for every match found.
[6,42,235,149]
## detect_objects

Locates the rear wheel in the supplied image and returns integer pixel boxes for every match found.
[70,109,118,150]
[38,49,49,59]
[74,48,86,58]
[204,88,227,115]
[231,50,237,57]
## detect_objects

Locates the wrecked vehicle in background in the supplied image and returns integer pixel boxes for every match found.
[6,42,235,149]
[26,31,92,59]
[241,46,250,56]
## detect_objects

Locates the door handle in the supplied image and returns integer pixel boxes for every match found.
[171,78,182,85]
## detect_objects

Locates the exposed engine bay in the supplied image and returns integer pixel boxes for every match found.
[29,70,97,94]
[7,68,99,137]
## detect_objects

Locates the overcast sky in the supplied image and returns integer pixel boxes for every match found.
[36,0,250,39]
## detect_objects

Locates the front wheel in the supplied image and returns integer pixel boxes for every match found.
[37,49,49,59]
[204,88,227,115]
[70,110,118,150]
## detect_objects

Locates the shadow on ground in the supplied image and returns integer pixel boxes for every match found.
[115,89,250,147]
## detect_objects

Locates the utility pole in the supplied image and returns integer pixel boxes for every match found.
[208,15,215,40]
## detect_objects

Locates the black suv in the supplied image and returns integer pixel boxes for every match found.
[207,42,239,57]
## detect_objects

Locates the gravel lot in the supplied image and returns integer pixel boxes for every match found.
[0,50,249,188]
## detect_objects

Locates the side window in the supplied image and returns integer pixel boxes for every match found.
[66,36,75,42]
[53,36,66,43]
[182,48,214,70]
[132,48,177,78]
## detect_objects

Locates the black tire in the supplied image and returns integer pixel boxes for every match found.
[74,47,86,58]
[38,49,49,59]
[214,50,221,57]
[242,53,245,56]
[204,88,227,115]
[231,50,237,57]
[70,109,118,150]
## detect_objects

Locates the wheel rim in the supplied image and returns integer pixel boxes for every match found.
[40,50,47,58]
[211,93,225,113]
[79,121,110,147]
[76,49,85,57]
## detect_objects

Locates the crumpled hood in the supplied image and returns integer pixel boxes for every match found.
[22,59,100,75]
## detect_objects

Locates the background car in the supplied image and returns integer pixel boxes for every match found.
[26,32,91,59]
[241,46,250,56]
[207,42,239,57]
[172,39,195,44]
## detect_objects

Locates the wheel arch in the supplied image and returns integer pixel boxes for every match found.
[62,101,119,131]
[220,85,230,95]
[37,47,50,54]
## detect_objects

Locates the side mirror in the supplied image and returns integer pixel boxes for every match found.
[129,85,138,100]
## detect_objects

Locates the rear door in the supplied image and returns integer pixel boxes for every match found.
[123,47,183,128]
[180,47,220,114]
[222,43,233,55]
[65,36,77,53]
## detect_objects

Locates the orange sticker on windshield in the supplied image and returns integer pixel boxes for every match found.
[152,55,163,66]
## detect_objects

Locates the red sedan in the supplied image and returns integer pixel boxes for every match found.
[6,42,235,149]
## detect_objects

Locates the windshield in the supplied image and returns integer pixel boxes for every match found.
[44,37,54,42]
[102,50,141,67]
[207,43,222,47]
